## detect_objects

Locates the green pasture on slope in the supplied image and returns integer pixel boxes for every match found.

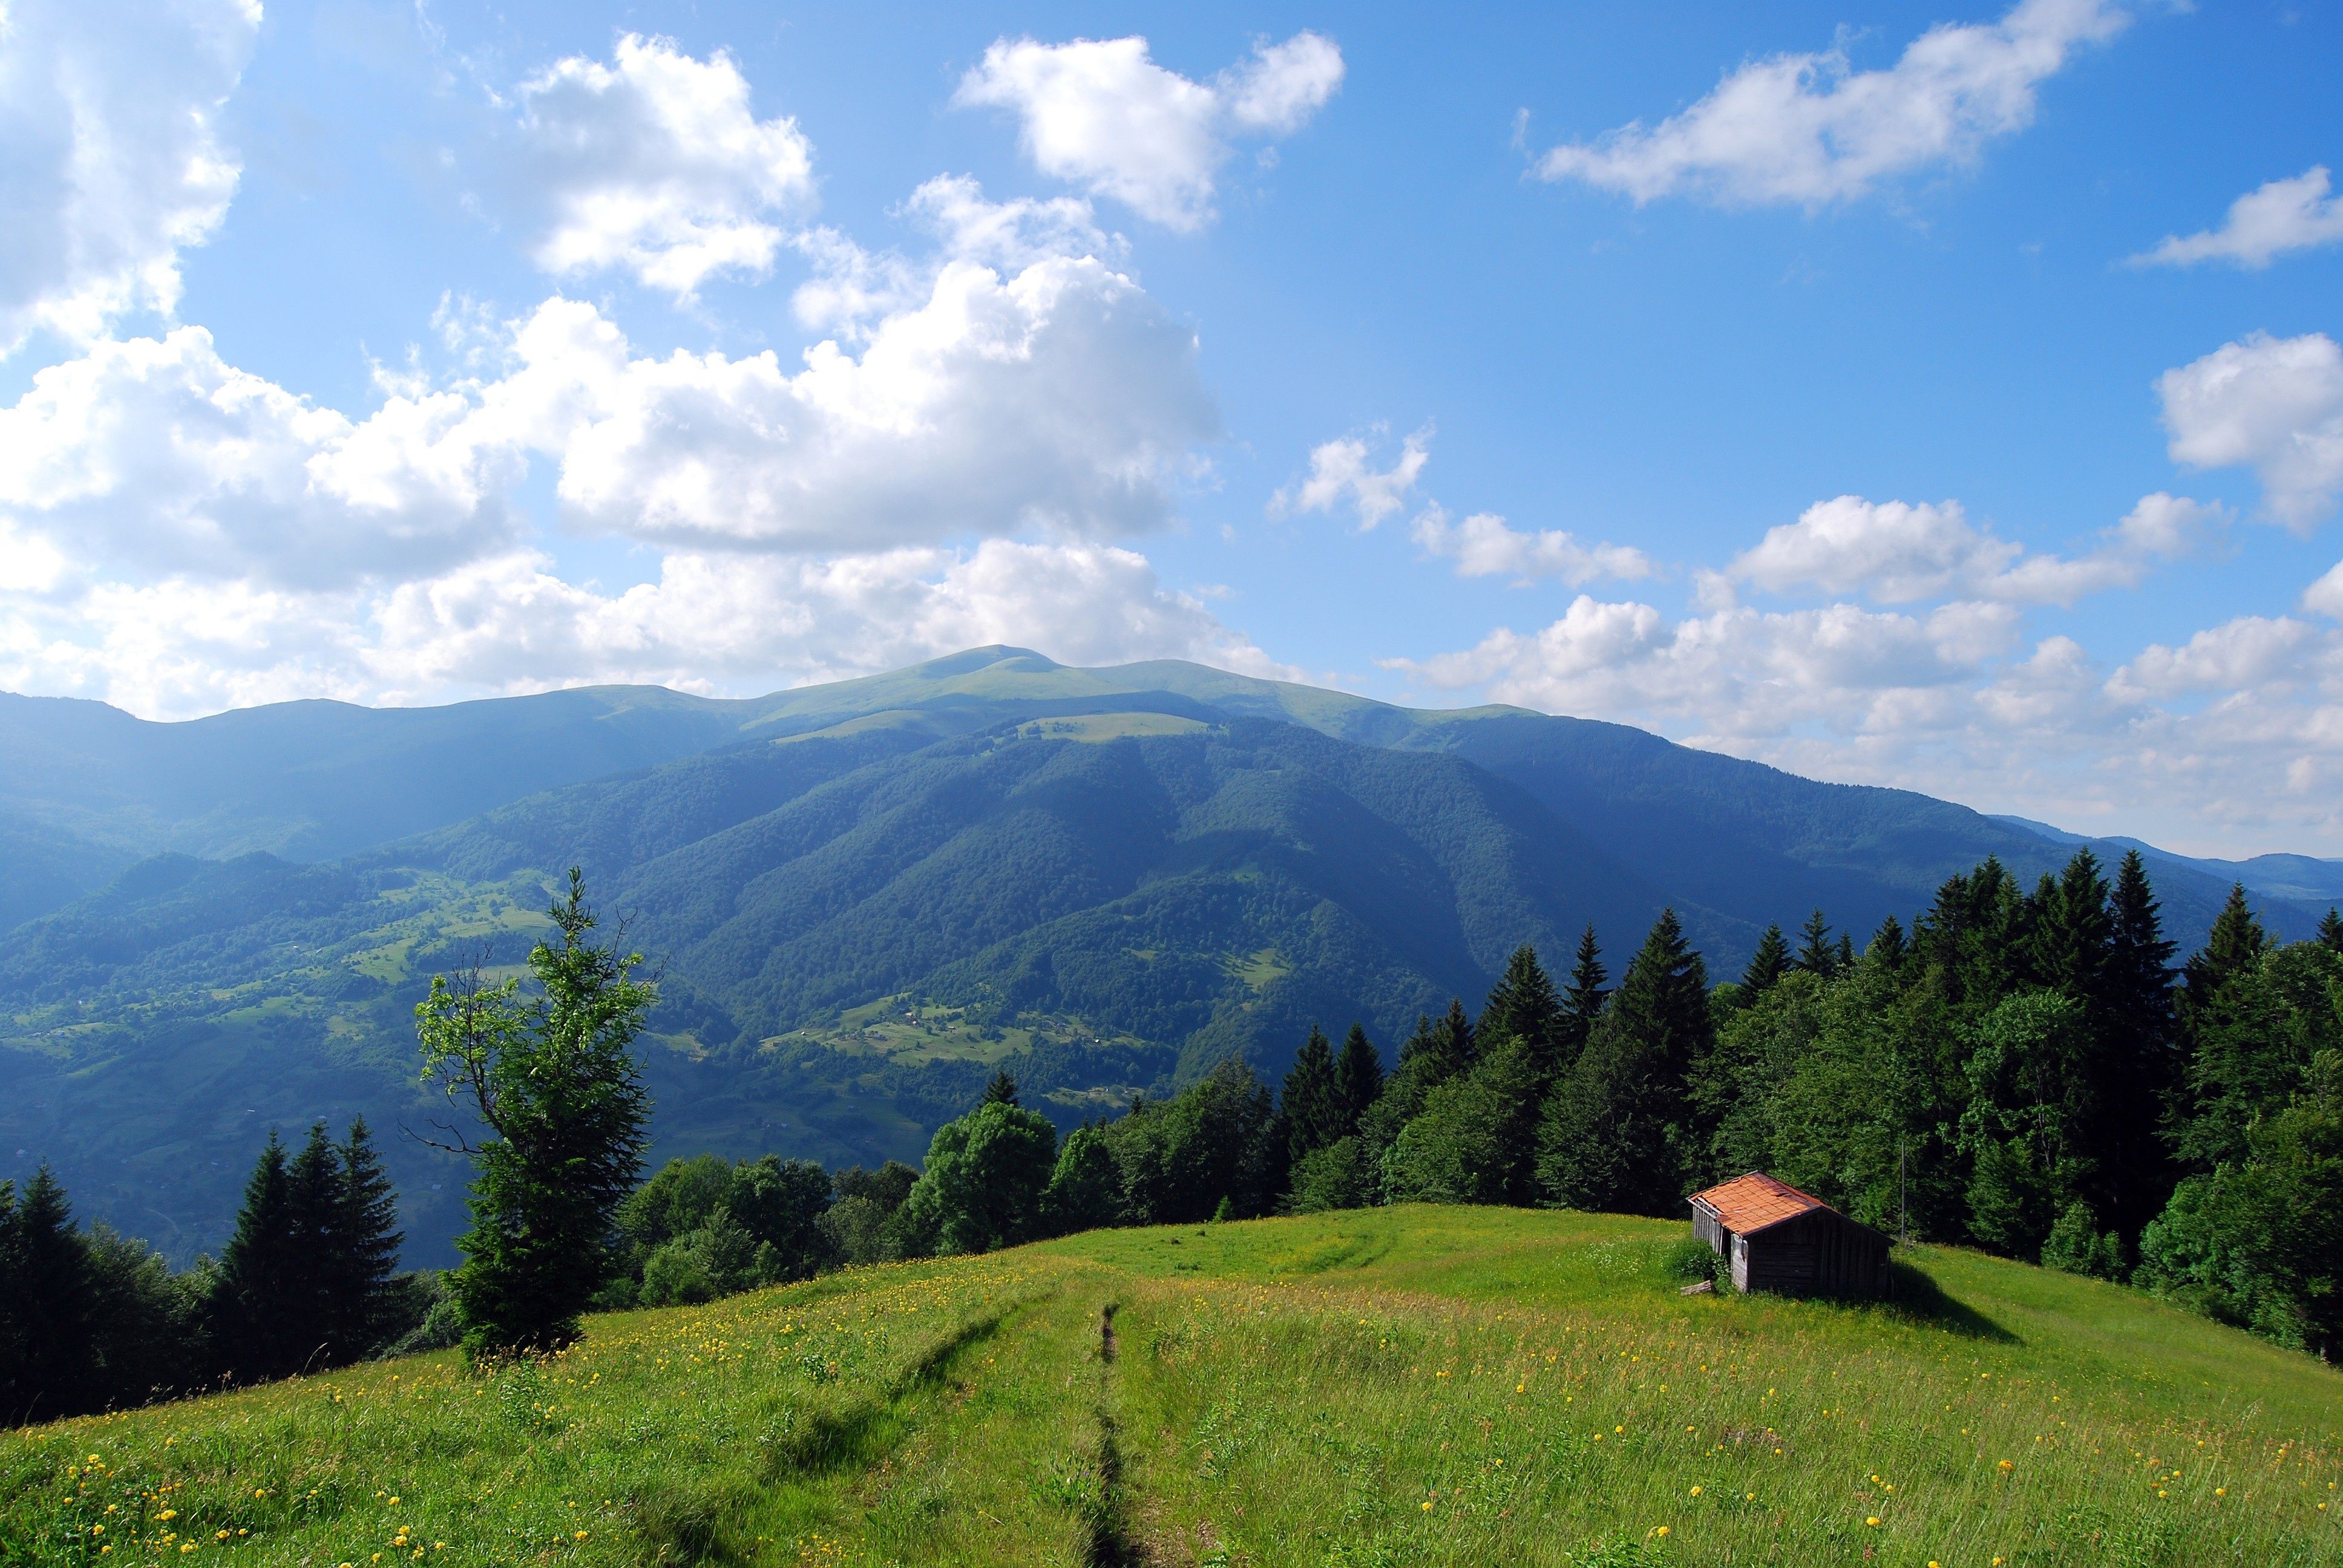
[7,1207,2340,1567]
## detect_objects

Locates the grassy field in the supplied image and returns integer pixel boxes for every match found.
[6,1207,2339,1566]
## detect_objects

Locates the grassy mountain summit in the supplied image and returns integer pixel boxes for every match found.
[1,648,2334,1262]
[6,1206,2338,1565]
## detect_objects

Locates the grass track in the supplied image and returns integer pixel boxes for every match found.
[6,1207,2340,1566]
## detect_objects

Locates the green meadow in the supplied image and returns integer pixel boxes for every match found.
[7,1206,2339,1567]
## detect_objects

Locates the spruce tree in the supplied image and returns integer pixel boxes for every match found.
[1426,998,1475,1082]
[1867,915,1908,969]
[1481,945,1565,1074]
[1835,931,1856,973]
[285,1122,343,1361]
[330,1117,403,1361]
[1561,924,1609,1058]
[1334,1024,1383,1135]
[0,1166,96,1423]
[981,1070,1020,1107]
[2097,851,2177,1238]
[1280,1025,1344,1161]
[2320,907,2343,955]
[417,869,655,1355]
[1538,910,1713,1216]
[1740,925,1789,994]
[211,1132,304,1382]
[1794,909,1835,975]
[2031,850,2111,998]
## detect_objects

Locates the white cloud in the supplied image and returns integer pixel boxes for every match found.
[506,34,816,298]
[1728,492,2221,606]
[2306,560,2343,621]
[953,31,1343,229]
[1273,425,1430,529]
[0,0,258,351]
[2132,166,2343,270]
[1403,595,2021,739]
[1410,506,1654,586]
[1531,0,2126,207]
[528,258,1216,551]
[2158,332,2343,532]
[0,540,1282,720]
[1399,567,2343,852]
[0,325,519,590]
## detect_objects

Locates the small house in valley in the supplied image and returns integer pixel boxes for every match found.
[1688,1172,1891,1296]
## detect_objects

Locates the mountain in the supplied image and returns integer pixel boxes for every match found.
[2,647,2334,1264]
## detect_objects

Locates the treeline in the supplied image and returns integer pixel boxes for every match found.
[851,849,2341,1359]
[0,1120,436,1426]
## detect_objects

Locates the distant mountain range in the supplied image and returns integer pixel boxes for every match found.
[4,648,2335,1265]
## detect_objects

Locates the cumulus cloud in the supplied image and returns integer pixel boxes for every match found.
[1399,560,2343,851]
[1272,425,1430,528]
[1410,507,1654,586]
[2158,332,2343,531]
[954,31,1343,229]
[2131,166,2343,270]
[1530,0,2126,207]
[505,34,816,297]
[0,325,519,590]
[0,540,1280,720]
[1728,492,2221,606]
[0,0,258,351]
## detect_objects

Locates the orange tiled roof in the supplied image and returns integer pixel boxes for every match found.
[1689,1172,1827,1235]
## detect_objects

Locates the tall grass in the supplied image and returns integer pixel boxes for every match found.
[6,1207,2338,1566]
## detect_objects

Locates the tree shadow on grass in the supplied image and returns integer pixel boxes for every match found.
[1875,1259,2022,1344]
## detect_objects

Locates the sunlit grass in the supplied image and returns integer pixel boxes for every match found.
[8,1206,2340,1566]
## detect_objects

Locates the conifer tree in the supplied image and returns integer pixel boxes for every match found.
[285,1122,342,1353]
[418,869,655,1355]
[2031,850,2112,998]
[1835,931,1856,973]
[210,1132,304,1381]
[1280,1025,1344,1161]
[329,1117,403,1361]
[981,1070,1020,1107]
[1867,915,1908,969]
[1412,998,1475,1083]
[1334,1023,1383,1134]
[1794,909,1835,975]
[0,1166,96,1424]
[1481,945,1565,1073]
[2097,851,2177,1237]
[1538,910,1713,1216]
[2171,887,2281,1173]
[1561,925,1609,1057]
[1740,925,1789,994]
[2318,907,2342,955]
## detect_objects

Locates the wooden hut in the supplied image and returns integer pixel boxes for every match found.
[1688,1172,1891,1296]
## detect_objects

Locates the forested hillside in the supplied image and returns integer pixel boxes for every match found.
[2,648,2336,1265]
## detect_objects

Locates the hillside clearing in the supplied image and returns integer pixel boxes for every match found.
[7,1207,2339,1566]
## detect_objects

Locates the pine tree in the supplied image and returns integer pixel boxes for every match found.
[1334,1024,1383,1137]
[329,1117,403,1361]
[1538,910,1713,1217]
[1561,925,1609,1058]
[1281,1025,1344,1161]
[2097,851,2177,1238]
[1794,909,1835,975]
[1481,945,1565,1074]
[285,1122,343,1363]
[0,1165,96,1423]
[2317,907,2342,955]
[1740,925,1789,994]
[981,1070,1020,1107]
[211,1132,303,1382]
[1426,998,1475,1082]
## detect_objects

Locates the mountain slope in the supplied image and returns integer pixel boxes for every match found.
[3,647,2336,1263]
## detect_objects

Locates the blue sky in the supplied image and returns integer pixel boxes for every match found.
[2,0,2341,855]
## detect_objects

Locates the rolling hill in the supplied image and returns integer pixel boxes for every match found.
[2,648,2336,1263]
[5,1207,2339,1566]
